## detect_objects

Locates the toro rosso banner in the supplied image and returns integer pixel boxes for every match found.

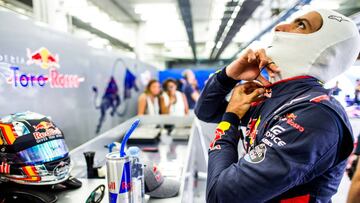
[2,47,85,88]
[0,9,158,149]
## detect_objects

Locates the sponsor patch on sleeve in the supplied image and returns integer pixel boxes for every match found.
[244,143,267,164]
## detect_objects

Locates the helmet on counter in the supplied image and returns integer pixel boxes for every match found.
[0,111,70,185]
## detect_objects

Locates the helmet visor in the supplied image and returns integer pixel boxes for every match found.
[17,139,69,165]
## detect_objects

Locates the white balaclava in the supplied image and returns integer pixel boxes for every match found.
[266,9,360,83]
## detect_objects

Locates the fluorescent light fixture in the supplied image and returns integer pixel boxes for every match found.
[231,11,237,19]
[134,3,178,21]
[227,19,234,27]
[216,41,223,49]
[223,25,231,34]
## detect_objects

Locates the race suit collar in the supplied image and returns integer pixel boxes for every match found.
[265,76,315,88]
[264,75,325,98]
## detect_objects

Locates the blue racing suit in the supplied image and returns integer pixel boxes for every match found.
[195,68,354,203]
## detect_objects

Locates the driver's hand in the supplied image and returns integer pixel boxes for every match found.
[226,49,280,85]
[226,82,265,119]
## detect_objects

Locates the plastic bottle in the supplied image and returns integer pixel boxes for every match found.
[127,146,144,203]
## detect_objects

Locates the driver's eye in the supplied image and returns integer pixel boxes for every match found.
[297,21,306,29]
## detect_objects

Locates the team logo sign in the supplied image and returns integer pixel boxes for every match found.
[27,47,59,69]
[0,47,85,88]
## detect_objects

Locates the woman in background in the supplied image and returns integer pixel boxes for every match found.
[160,78,189,116]
[137,79,161,115]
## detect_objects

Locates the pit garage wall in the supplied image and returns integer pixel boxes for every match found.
[0,9,158,149]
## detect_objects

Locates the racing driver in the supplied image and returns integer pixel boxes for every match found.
[195,9,360,203]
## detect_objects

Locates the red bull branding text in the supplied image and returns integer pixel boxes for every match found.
[32,121,63,143]
[2,47,85,88]
[106,152,132,203]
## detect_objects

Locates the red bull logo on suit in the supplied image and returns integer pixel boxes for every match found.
[209,121,231,151]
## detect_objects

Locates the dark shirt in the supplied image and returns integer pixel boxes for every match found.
[182,82,196,109]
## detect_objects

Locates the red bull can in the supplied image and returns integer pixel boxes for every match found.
[106,152,132,203]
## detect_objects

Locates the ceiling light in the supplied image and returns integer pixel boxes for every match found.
[227,19,234,27]
[134,3,178,21]
[234,5,241,12]
[216,41,223,49]
[231,11,237,19]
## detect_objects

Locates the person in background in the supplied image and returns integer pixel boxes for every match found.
[346,94,354,107]
[330,81,341,96]
[181,69,200,109]
[355,79,360,105]
[137,79,161,115]
[160,78,189,116]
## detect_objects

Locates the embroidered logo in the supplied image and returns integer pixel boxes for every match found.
[328,15,349,22]
[262,125,286,147]
[281,113,304,132]
[209,121,231,151]
[244,143,267,164]
[246,116,261,147]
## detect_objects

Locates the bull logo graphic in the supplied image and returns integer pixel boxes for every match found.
[92,59,138,134]
[26,47,59,69]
